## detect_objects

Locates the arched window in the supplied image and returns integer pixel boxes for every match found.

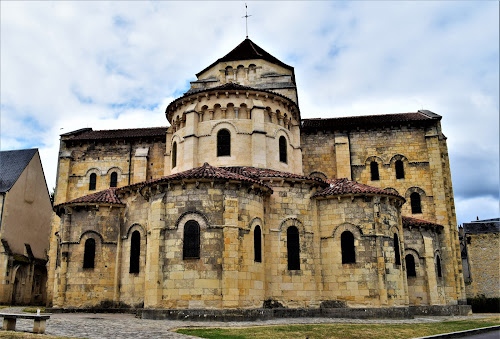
[83,238,95,269]
[436,255,442,278]
[341,231,356,264]
[254,226,262,263]
[110,172,118,187]
[129,231,140,273]
[183,220,200,259]
[89,173,97,191]
[395,160,405,179]
[279,136,287,163]
[370,161,380,181]
[410,192,422,214]
[394,233,401,265]
[287,226,300,270]
[405,254,416,277]
[171,142,177,168]
[217,129,231,157]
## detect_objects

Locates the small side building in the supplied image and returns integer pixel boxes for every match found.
[0,149,52,305]
[460,218,500,299]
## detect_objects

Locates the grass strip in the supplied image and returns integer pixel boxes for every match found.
[176,317,500,339]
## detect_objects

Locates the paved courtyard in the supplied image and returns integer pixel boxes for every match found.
[0,306,494,339]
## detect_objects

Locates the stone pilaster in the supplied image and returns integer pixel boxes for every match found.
[334,132,351,179]
[133,148,149,183]
[222,198,239,308]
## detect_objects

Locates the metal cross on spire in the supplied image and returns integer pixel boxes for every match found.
[242,3,252,39]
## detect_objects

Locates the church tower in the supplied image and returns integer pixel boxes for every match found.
[164,39,303,175]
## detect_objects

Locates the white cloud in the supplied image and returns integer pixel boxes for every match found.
[1,1,498,220]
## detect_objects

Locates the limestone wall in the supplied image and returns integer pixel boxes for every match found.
[465,233,500,298]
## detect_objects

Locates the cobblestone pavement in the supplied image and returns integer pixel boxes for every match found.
[0,307,495,339]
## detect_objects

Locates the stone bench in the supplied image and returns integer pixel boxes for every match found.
[0,313,51,334]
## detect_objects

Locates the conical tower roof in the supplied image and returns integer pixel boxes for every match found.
[196,38,293,77]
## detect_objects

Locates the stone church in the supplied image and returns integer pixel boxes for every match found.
[47,39,467,316]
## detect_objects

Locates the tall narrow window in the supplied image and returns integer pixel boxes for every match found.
[183,220,200,259]
[279,136,287,163]
[405,254,416,277]
[217,129,231,156]
[394,233,401,265]
[410,192,422,214]
[83,238,95,269]
[395,160,405,179]
[110,172,118,187]
[171,142,177,168]
[287,226,300,270]
[254,226,262,263]
[129,231,140,273]
[341,231,356,264]
[436,255,442,278]
[370,161,380,181]
[89,173,97,191]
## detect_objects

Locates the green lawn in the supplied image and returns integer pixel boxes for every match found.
[176,316,500,339]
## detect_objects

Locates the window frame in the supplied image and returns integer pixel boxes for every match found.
[89,173,97,191]
[341,231,356,264]
[395,160,405,179]
[217,129,231,157]
[370,161,380,181]
[394,233,401,265]
[405,254,416,277]
[129,230,141,273]
[172,142,177,168]
[110,172,118,188]
[83,238,96,269]
[279,136,287,164]
[254,225,262,263]
[183,220,200,259]
[287,226,300,270]
[410,192,422,214]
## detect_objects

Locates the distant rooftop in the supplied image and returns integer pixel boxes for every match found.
[62,127,168,141]
[301,110,441,132]
[0,148,38,193]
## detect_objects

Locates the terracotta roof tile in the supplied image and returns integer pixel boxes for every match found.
[222,166,326,183]
[312,178,403,198]
[55,188,123,207]
[140,163,272,191]
[301,111,440,133]
[402,216,443,229]
[64,127,168,141]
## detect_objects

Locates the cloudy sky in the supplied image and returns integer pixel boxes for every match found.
[1,1,498,226]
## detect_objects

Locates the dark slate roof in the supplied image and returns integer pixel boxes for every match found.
[140,162,271,191]
[301,111,441,133]
[402,216,443,229]
[463,218,500,234]
[222,166,326,184]
[55,188,124,207]
[63,127,168,141]
[0,148,37,193]
[312,178,403,199]
[196,38,293,77]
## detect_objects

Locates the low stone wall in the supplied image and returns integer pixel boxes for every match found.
[409,305,472,316]
[140,307,413,321]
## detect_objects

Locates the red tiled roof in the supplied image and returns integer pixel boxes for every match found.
[64,127,168,141]
[55,188,124,207]
[222,166,326,183]
[196,38,293,77]
[312,178,403,199]
[402,216,443,229]
[140,163,272,191]
[301,111,441,132]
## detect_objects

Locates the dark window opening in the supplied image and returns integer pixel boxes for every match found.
[172,142,177,168]
[129,231,140,273]
[370,161,380,181]
[405,254,416,277]
[287,226,300,270]
[83,238,95,269]
[436,255,442,277]
[395,160,405,179]
[89,173,97,191]
[341,231,356,264]
[217,129,231,157]
[394,233,401,265]
[410,192,422,214]
[254,226,262,263]
[110,172,118,187]
[279,136,287,163]
[183,220,200,259]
